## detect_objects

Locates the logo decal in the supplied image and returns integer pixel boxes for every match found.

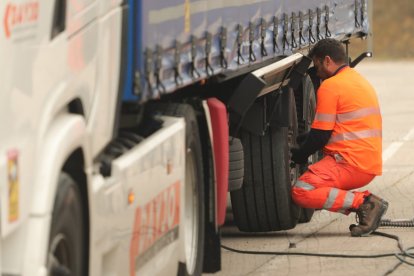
[7,149,19,222]
[3,1,39,39]
[129,181,181,275]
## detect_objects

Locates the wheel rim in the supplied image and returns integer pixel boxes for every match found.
[184,148,199,274]
[48,233,71,275]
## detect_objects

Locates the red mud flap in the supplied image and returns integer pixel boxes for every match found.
[207,98,229,226]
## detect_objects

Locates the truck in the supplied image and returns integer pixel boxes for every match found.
[0,0,371,275]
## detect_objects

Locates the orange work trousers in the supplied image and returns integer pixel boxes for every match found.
[292,155,375,214]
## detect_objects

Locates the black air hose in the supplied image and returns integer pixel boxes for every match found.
[380,218,414,228]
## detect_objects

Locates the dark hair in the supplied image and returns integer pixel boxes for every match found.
[308,38,347,64]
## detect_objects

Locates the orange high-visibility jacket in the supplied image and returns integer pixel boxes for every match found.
[312,67,382,175]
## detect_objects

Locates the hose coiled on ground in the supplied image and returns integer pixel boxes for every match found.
[380,218,414,228]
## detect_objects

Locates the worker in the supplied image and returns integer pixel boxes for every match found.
[290,38,388,237]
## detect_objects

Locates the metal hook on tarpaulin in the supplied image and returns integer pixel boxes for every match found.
[298,11,306,47]
[316,7,324,41]
[324,5,331,37]
[219,27,228,69]
[154,45,166,95]
[204,32,214,76]
[248,21,257,62]
[260,18,268,57]
[360,0,367,28]
[291,12,298,49]
[143,48,154,97]
[354,0,361,28]
[236,24,245,65]
[190,35,201,79]
[282,13,289,54]
[308,9,316,44]
[173,40,184,86]
[272,16,280,53]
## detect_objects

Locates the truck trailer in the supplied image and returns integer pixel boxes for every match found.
[0,0,370,275]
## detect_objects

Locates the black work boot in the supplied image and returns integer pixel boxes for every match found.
[349,194,388,237]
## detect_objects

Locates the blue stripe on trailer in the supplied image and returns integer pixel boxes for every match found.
[122,0,139,101]
[135,0,143,100]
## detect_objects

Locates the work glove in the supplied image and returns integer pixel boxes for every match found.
[290,146,309,164]
[296,131,309,146]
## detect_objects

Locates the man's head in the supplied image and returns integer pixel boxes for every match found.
[308,38,348,80]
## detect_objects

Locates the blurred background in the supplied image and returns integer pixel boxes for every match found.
[350,0,414,60]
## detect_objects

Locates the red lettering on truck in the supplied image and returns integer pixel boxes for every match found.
[3,1,39,38]
[129,181,181,275]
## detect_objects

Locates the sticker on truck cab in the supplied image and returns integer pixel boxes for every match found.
[7,149,19,222]
[129,180,181,275]
[3,0,39,40]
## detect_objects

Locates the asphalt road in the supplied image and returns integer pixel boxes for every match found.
[211,62,414,276]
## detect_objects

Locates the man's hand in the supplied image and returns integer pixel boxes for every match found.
[290,147,309,164]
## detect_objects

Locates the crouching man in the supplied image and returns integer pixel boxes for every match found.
[291,38,388,236]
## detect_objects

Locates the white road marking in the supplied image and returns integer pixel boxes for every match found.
[383,127,414,163]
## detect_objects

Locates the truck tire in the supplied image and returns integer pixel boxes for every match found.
[228,137,244,191]
[48,173,85,276]
[151,103,205,276]
[230,90,300,232]
[295,76,317,223]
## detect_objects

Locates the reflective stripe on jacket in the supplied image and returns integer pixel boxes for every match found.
[311,67,382,175]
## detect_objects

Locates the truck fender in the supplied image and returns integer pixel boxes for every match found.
[206,98,229,226]
[30,113,88,216]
